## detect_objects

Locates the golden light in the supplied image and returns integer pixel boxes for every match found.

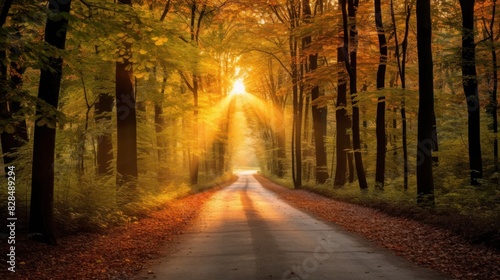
[230,78,246,95]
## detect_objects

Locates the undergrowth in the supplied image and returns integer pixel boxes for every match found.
[0,158,236,235]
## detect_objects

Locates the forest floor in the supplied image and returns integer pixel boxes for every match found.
[1,174,499,280]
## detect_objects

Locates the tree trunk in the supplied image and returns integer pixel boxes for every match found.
[116,0,138,188]
[391,0,412,191]
[432,112,439,164]
[374,0,387,190]
[189,75,200,185]
[346,0,367,190]
[488,1,498,174]
[303,0,328,184]
[334,47,349,187]
[95,92,114,175]
[291,35,302,189]
[459,0,482,185]
[416,0,435,206]
[30,0,72,245]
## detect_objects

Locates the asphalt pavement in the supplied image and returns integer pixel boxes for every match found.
[135,171,447,280]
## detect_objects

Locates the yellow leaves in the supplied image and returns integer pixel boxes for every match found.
[152,36,168,46]
[134,72,145,79]
[139,49,148,55]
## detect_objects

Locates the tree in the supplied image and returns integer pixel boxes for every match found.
[390,0,412,191]
[334,0,352,188]
[459,0,483,185]
[416,0,435,206]
[484,0,498,174]
[334,47,350,187]
[269,0,303,188]
[336,0,367,190]
[30,0,72,244]
[95,86,114,175]
[115,0,138,188]
[374,0,387,189]
[303,0,329,184]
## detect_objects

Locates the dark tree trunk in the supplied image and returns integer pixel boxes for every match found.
[155,70,169,179]
[189,75,200,185]
[346,0,367,190]
[488,1,498,173]
[116,0,138,187]
[432,112,439,164]
[459,0,482,185]
[0,0,12,26]
[303,0,328,184]
[29,0,72,245]
[416,0,435,206]
[291,35,302,189]
[334,47,349,187]
[95,92,114,175]
[391,0,412,191]
[374,0,387,190]
[311,58,329,184]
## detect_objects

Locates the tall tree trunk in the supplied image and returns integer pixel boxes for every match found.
[487,0,498,174]
[95,90,114,175]
[391,0,412,191]
[374,0,387,190]
[303,0,328,183]
[189,75,200,184]
[416,0,435,206]
[116,0,138,188]
[291,37,302,189]
[334,47,349,187]
[459,0,482,185]
[155,69,169,179]
[30,0,72,245]
[184,1,205,185]
[347,0,367,190]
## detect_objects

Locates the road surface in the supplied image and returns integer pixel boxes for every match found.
[136,172,446,280]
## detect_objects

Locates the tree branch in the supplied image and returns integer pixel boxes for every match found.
[247,48,292,77]
[160,0,172,22]
[178,70,194,92]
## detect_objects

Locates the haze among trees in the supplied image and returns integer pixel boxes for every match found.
[0,0,498,245]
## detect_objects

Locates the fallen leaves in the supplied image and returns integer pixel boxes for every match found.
[0,177,237,280]
[254,174,500,280]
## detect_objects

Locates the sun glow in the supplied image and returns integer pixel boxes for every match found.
[230,78,246,95]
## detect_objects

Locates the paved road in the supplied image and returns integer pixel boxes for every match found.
[136,172,446,280]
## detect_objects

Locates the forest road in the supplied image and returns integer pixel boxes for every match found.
[135,172,447,280]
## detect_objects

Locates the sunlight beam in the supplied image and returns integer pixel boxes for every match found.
[230,78,246,96]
